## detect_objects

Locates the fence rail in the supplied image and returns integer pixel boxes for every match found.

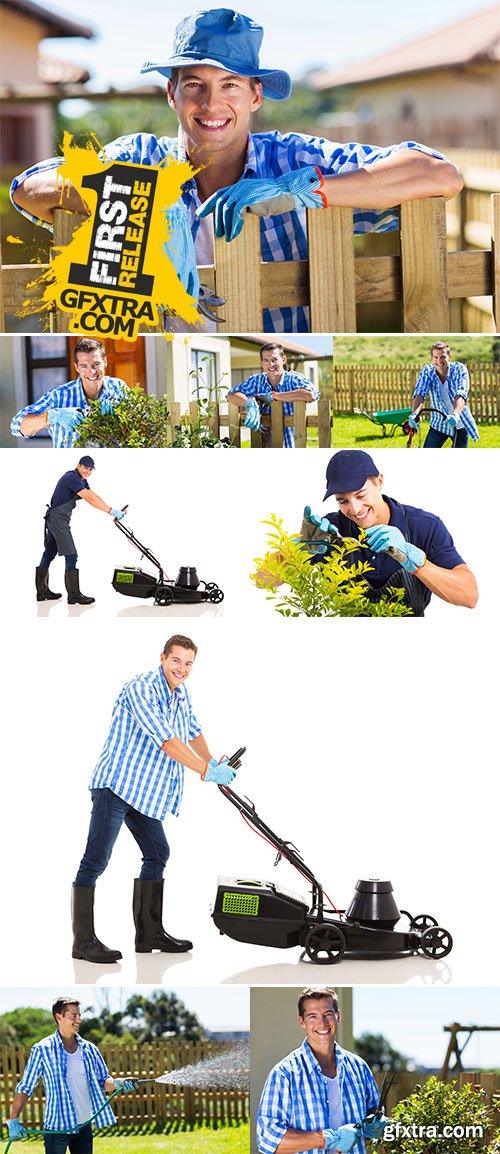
[330,362,500,422]
[0,1041,248,1133]
[2,193,499,334]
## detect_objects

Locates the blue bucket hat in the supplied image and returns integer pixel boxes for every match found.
[324,450,380,499]
[141,8,292,100]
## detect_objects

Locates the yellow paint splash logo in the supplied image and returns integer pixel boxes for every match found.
[35,133,200,339]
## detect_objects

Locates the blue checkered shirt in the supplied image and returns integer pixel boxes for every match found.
[227,370,319,447]
[257,1041,379,1154]
[91,666,202,819]
[10,377,127,447]
[11,131,446,332]
[412,362,479,441]
[16,1031,116,1132]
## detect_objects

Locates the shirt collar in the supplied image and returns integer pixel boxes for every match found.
[156,665,186,707]
[54,1029,84,1052]
[383,494,406,532]
[301,1038,347,1074]
[177,128,258,197]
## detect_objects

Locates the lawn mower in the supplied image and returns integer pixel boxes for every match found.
[405,405,459,447]
[111,508,224,606]
[212,749,453,965]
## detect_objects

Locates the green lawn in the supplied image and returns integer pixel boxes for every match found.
[333,335,500,362]
[92,1127,249,1153]
[330,413,500,449]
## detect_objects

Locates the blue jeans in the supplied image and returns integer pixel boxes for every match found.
[44,1124,92,1154]
[40,527,77,571]
[74,788,169,887]
[424,425,469,448]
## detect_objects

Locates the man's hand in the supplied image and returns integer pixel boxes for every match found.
[110,508,126,521]
[304,506,338,535]
[243,397,261,431]
[408,413,419,431]
[203,757,236,785]
[165,201,200,300]
[197,166,326,241]
[446,413,459,434]
[7,1120,27,1141]
[297,506,339,555]
[47,408,84,432]
[322,1124,359,1151]
[365,524,425,573]
[363,1114,390,1140]
[114,1078,140,1092]
[99,397,116,416]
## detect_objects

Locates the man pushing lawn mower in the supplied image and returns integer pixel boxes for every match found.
[6,996,137,1153]
[408,342,480,448]
[72,634,236,964]
[37,456,125,606]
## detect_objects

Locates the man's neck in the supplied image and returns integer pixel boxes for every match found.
[59,1031,78,1054]
[81,381,104,402]
[267,370,285,387]
[310,1040,336,1077]
[184,136,249,201]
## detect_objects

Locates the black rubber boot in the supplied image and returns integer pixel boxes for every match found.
[36,566,62,601]
[65,569,95,605]
[133,878,193,953]
[71,885,122,963]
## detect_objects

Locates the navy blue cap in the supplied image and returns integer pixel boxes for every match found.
[141,9,292,100]
[78,456,95,469]
[324,450,380,499]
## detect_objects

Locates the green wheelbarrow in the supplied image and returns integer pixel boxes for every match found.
[353,406,413,437]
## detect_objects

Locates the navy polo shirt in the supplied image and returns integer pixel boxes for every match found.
[50,470,89,509]
[325,494,464,609]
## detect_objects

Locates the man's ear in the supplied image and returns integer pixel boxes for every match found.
[167,80,177,112]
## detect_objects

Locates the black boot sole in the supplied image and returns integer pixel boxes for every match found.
[72,949,122,962]
[135,941,193,953]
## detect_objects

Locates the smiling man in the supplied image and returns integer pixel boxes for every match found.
[10,9,462,334]
[408,342,480,448]
[257,987,387,1154]
[10,339,127,448]
[227,343,319,446]
[72,635,236,964]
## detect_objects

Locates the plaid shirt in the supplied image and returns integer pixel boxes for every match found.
[91,666,202,819]
[10,377,126,447]
[16,1031,116,1132]
[227,369,319,447]
[412,362,480,441]
[257,1041,379,1154]
[11,131,446,333]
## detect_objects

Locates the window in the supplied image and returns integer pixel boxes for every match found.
[190,349,217,399]
[25,336,71,405]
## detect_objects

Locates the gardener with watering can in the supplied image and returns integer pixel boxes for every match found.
[37,456,125,606]
[257,987,389,1154]
[72,634,236,964]
[298,450,478,616]
[6,997,138,1152]
[407,342,480,447]
[10,10,462,334]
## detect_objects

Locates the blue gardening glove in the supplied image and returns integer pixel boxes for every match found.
[47,407,84,432]
[408,413,419,431]
[365,524,425,574]
[110,508,125,521]
[446,412,459,434]
[243,397,261,431]
[204,757,236,785]
[164,201,200,301]
[114,1078,139,1092]
[363,1114,390,1140]
[304,505,338,535]
[197,166,326,241]
[7,1120,27,1141]
[99,397,116,416]
[322,1125,359,1151]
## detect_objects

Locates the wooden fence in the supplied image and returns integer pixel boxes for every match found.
[2,193,500,334]
[172,397,332,447]
[0,1040,248,1133]
[330,362,500,422]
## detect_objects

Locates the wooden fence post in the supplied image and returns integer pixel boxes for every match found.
[52,209,88,332]
[400,197,449,331]
[308,206,356,331]
[294,400,307,448]
[317,397,332,448]
[271,403,284,448]
[491,192,500,332]
[213,213,262,329]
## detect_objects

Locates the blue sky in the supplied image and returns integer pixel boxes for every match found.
[41,0,489,90]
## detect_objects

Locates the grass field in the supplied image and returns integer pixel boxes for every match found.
[333,335,500,362]
[92,1126,250,1153]
[330,414,500,449]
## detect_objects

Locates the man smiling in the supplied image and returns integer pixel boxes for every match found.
[10,339,126,448]
[227,342,319,446]
[72,635,236,963]
[257,987,386,1154]
[10,9,462,333]
[408,342,480,448]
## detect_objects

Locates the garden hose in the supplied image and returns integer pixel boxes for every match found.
[3,1087,123,1154]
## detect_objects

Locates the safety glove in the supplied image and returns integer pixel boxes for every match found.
[363,1113,390,1140]
[110,508,126,521]
[7,1120,27,1141]
[322,1124,359,1151]
[297,506,339,555]
[203,757,236,785]
[408,413,419,431]
[243,397,261,431]
[364,524,426,573]
[114,1078,140,1092]
[164,200,200,301]
[47,408,85,432]
[197,166,327,242]
[99,397,116,416]
[446,412,459,433]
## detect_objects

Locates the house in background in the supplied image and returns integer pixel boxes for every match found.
[310,3,500,150]
[0,0,94,169]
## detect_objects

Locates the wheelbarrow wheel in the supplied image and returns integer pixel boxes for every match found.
[420,925,453,960]
[410,913,438,931]
[304,923,346,965]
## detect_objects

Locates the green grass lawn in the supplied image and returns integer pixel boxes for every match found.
[92,1126,249,1153]
[330,413,500,449]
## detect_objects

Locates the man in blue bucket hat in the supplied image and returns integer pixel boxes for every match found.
[11,9,462,333]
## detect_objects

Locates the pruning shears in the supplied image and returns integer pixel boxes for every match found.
[356,1070,396,1133]
[198,283,225,322]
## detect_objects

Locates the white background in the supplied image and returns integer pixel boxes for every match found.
[0,447,498,988]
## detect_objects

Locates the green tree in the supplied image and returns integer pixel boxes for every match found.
[125,992,206,1042]
[79,1005,126,1046]
[390,1077,493,1153]
[354,1032,411,1072]
[0,1008,54,1048]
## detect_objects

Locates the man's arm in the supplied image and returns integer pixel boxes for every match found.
[190,733,212,762]
[8,1091,29,1120]
[227,391,252,407]
[78,490,113,514]
[11,169,88,226]
[322,150,462,208]
[416,562,478,608]
[275,1130,325,1153]
[270,389,316,402]
[161,735,208,776]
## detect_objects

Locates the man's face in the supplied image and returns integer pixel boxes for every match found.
[77,465,93,480]
[261,349,286,385]
[335,475,387,530]
[160,645,196,692]
[74,352,107,398]
[167,66,262,160]
[431,346,451,374]
[56,1005,81,1039]
[299,997,340,1048]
